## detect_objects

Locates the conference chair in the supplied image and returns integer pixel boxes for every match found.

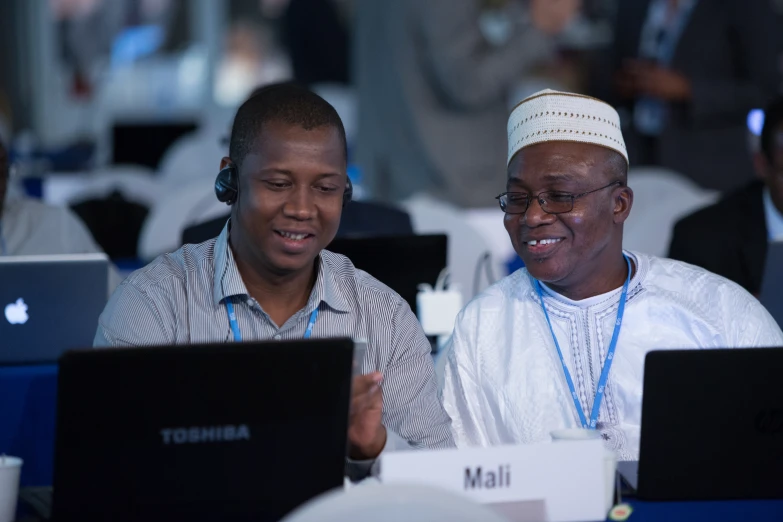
[623,167,719,258]
[137,178,227,261]
[401,194,495,303]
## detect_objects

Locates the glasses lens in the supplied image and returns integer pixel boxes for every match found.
[502,193,528,214]
[540,192,573,214]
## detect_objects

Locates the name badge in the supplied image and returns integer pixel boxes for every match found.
[381,440,606,522]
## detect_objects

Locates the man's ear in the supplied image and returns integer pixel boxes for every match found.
[613,185,633,225]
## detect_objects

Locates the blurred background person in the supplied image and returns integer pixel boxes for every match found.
[54,0,182,98]
[0,137,107,258]
[214,19,292,107]
[607,0,782,193]
[669,97,783,296]
[353,0,582,208]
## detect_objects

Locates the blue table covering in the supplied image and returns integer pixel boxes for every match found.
[0,364,58,487]
[618,498,783,521]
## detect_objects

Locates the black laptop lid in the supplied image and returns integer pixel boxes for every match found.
[52,339,354,522]
[0,254,109,364]
[638,348,783,500]
[326,234,447,315]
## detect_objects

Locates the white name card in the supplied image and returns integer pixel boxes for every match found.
[381,440,606,522]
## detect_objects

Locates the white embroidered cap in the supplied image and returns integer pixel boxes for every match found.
[507,89,628,166]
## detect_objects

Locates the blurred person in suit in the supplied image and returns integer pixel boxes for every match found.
[354,0,582,208]
[608,0,781,193]
[669,97,783,296]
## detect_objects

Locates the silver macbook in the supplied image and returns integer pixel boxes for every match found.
[760,242,783,329]
[0,254,109,364]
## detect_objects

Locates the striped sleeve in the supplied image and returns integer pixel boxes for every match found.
[93,280,175,347]
[380,297,454,450]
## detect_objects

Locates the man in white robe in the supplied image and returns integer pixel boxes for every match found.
[441,89,783,461]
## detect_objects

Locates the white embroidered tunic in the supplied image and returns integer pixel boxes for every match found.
[442,251,783,460]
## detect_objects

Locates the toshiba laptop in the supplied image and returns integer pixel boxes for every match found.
[326,234,447,315]
[52,339,354,522]
[759,242,783,329]
[0,254,109,364]
[637,348,783,500]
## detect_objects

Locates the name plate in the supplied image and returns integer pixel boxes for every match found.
[381,440,606,522]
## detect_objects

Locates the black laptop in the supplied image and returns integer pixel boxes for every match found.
[51,339,354,522]
[326,234,448,316]
[637,348,783,500]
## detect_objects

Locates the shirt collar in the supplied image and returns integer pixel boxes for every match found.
[763,187,783,243]
[212,220,249,306]
[212,221,351,313]
[532,251,645,308]
[309,252,352,313]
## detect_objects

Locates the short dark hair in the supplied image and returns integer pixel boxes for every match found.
[228,83,347,169]
[761,97,783,164]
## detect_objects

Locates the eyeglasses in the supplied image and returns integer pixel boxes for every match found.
[496,181,623,215]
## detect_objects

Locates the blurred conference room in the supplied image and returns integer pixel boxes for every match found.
[1,0,783,521]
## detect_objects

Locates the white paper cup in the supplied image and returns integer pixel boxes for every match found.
[550,429,616,513]
[0,456,22,522]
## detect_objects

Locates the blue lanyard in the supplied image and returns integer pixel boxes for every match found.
[0,223,6,255]
[224,298,319,342]
[534,254,632,429]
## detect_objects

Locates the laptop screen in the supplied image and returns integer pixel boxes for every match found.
[53,340,353,522]
[0,254,109,364]
[326,234,448,316]
[112,121,198,170]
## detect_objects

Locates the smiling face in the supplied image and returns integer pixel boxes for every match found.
[227,119,347,277]
[504,141,633,291]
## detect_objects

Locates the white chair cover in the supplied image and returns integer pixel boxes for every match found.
[624,167,719,258]
[157,127,228,187]
[137,178,228,261]
[400,194,495,304]
[311,83,358,149]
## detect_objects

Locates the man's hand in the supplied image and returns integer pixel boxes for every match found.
[348,372,386,460]
[530,0,582,36]
[621,60,692,101]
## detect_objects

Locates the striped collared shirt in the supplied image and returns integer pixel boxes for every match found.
[94,223,454,477]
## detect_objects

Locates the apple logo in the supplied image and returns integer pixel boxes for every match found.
[4,298,29,325]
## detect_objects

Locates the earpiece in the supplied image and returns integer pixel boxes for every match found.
[343,177,353,208]
[214,164,238,205]
[214,162,353,208]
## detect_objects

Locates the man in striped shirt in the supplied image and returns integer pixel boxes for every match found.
[94,84,454,478]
